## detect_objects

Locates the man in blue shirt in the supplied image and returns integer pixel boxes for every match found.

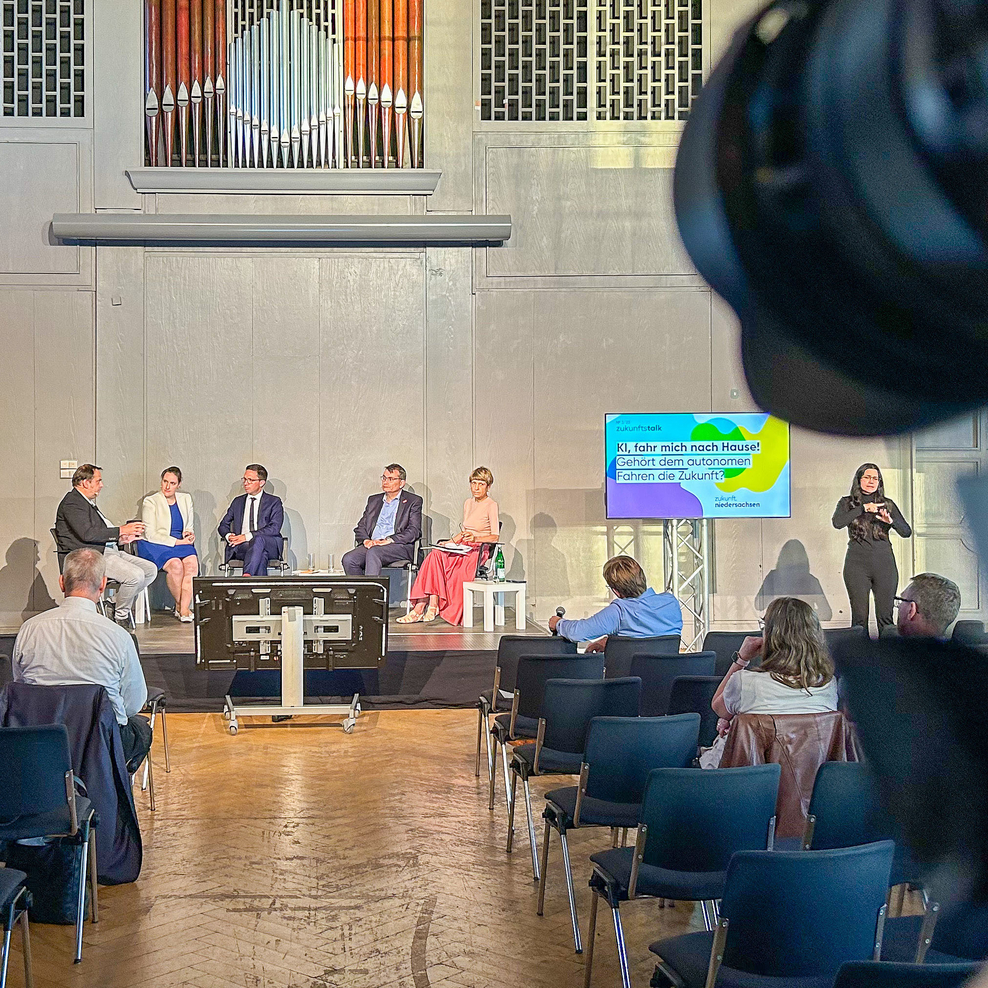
[548,555,683,651]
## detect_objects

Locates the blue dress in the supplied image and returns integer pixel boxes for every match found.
[137,502,197,568]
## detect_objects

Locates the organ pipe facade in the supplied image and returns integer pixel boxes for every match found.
[145,0,424,168]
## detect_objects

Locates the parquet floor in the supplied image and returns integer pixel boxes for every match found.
[13,709,693,988]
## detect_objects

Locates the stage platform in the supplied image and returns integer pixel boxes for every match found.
[131,610,550,714]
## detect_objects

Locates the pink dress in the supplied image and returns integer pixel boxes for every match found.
[410,497,500,625]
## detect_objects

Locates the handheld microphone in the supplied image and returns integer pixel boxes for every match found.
[551,606,565,635]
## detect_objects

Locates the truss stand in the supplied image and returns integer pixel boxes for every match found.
[223,606,361,735]
[663,519,711,651]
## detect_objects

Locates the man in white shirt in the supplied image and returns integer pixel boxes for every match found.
[13,548,152,767]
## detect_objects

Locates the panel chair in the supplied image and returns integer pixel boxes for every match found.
[218,535,291,576]
[833,961,982,988]
[538,713,700,952]
[380,536,422,613]
[507,677,641,882]
[475,635,577,782]
[631,652,717,717]
[489,652,605,818]
[667,676,723,750]
[701,630,763,676]
[584,764,781,988]
[952,619,987,645]
[648,842,895,988]
[603,635,681,679]
[882,900,988,966]
[0,726,98,964]
[139,688,171,812]
[0,867,32,988]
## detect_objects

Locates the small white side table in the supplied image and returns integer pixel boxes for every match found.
[463,580,527,632]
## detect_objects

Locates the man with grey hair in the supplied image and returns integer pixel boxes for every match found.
[12,548,151,767]
[54,463,157,630]
[895,572,962,639]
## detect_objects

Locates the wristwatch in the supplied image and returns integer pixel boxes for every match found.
[731,651,750,668]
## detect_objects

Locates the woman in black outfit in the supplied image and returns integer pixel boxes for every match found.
[832,462,912,632]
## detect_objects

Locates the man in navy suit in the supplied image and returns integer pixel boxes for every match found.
[342,464,423,576]
[217,464,285,576]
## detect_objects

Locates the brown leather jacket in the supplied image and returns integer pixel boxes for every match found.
[720,711,859,839]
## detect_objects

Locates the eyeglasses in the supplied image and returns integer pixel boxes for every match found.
[893,595,914,610]
[381,475,401,482]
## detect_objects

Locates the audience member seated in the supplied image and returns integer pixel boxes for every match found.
[54,463,156,630]
[398,467,499,625]
[138,465,198,621]
[218,463,285,576]
[11,548,152,769]
[710,596,838,748]
[895,572,961,639]
[342,463,423,577]
[548,555,683,652]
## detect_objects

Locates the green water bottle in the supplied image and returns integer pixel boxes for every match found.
[494,546,505,582]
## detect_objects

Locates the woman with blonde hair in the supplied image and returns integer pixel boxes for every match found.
[137,466,198,621]
[712,596,838,727]
[398,467,500,625]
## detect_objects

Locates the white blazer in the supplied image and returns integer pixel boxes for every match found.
[141,490,195,547]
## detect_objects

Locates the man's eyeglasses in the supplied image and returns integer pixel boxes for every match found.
[381,475,401,482]
[894,595,914,610]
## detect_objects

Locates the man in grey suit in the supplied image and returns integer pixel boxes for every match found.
[342,464,423,576]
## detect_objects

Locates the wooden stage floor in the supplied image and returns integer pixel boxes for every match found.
[16,709,694,988]
[135,611,550,656]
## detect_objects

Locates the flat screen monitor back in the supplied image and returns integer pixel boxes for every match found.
[193,576,388,671]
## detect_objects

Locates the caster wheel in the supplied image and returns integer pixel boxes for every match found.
[343,720,355,734]
[229,723,238,735]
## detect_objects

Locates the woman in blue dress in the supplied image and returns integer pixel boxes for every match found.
[137,466,198,621]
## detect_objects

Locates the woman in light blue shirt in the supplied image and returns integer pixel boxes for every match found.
[548,555,683,651]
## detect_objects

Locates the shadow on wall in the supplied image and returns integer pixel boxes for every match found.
[410,483,450,546]
[267,477,306,571]
[0,538,57,619]
[509,512,571,600]
[755,539,833,621]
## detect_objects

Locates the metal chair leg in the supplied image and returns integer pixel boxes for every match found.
[88,830,99,924]
[536,820,551,914]
[74,838,89,962]
[700,900,714,931]
[611,903,632,988]
[475,708,484,777]
[160,706,170,772]
[483,712,494,783]
[559,830,582,953]
[488,734,499,811]
[500,738,514,825]
[20,906,32,988]
[145,742,156,811]
[507,770,518,853]
[1,927,11,988]
[583,890,599,988]
[522,776,540,881]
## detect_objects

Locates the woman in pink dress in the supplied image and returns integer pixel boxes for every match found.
[398,467,500,625]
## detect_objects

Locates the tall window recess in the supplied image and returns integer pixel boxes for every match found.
[479,0,702,123]
[2,0,86,118]
[144,0,424,169]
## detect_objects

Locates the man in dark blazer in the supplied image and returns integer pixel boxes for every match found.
[217,464,285,576]
[342,464,423,576]
[54,463,156,628]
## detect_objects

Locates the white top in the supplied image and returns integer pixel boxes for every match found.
[239,491,263,541]
[12,597,148,726]
[722,668,839,717]
[141,490,195,546]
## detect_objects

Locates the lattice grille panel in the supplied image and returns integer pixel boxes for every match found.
[480,0,590,122]
[2,0,85,117]
[479,0,701,122]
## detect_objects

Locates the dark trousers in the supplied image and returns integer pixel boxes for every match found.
[119,714,153,772]
[226,536,279,576]
[843,542,898,633]
[342,543,412,576]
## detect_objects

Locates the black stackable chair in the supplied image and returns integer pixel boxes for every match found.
[630,651,716,717]
[488,652,604,817]
[218,534,291,575]
[603,635,681,679]
[667,675,722,750]
[538,713,700,952]
[0,725,98,964]
[475,634,576,784]
[701,630,762,676]
[380,536,422,612]
[833,961,982,988]
[507,677,641,881]
[0,868,32,988]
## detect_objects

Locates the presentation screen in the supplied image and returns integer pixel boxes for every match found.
[605,412,791,520]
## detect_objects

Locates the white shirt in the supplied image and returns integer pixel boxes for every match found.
[238,491,263,542]
[722,668,839,717]
[12,597,148,726]
[88,495,117,548]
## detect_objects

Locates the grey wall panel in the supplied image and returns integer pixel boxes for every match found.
[0,292,41,627]
[483,145,692,278]
[317,255,427,563]
[474,290,535,600]
[93,0,142,209]
[251,257,322,569]
[423,248,474,542]
[709,0,764,64]
[33,290,95,610]
[424,0,474,212]
[0,135,93,286]
[155,194,418,216]
[144,254,255,569]
[95,246,147,523]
